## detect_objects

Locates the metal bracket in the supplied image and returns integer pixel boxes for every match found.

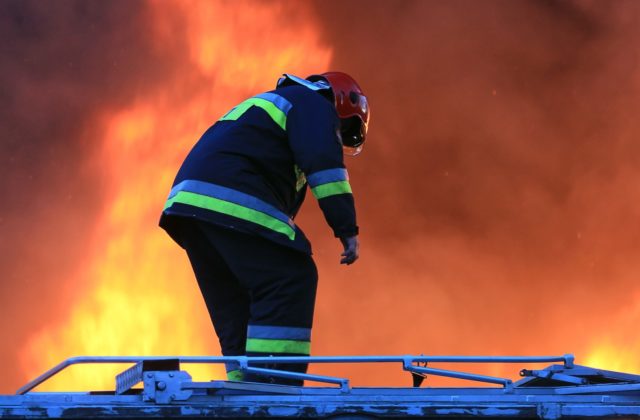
[142,371,193,404]
[116,359,180,395]
[563,354,575,368]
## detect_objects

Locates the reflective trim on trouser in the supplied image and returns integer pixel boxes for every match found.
[227,369,244,381]
[245,324,311,384]
[248,325,311,341]
[246,338,311,355]
[246,325,311,355]
[174,220,317,386]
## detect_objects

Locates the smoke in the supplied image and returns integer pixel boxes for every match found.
[301,0,640,383]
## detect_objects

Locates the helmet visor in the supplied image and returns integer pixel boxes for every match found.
[340,116,366,147]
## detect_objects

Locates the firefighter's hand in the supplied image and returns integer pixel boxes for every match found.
[340,235,359,265]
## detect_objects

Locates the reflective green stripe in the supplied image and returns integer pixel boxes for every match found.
[311,181,352,199]
[227,369,244,381]
[220,97,287,130]
[165,191,296,240]
[246,338,311,355]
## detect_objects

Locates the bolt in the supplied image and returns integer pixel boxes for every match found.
[169,372,174,378]
[156,381,167,391]
[146,373,153,379]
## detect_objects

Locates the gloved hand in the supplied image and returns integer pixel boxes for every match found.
[339,235,360,265]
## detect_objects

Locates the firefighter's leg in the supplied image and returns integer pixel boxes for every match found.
[199,223,318,386]
[178,219,251,381]
[243,250,318,386]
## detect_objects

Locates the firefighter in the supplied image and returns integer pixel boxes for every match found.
[159,72,370,386]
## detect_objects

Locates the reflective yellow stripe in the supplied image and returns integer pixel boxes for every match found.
[165,190,295,240]
[220,97,287,130]
[311,181,352,199]
[227,369,244,381]
[246,338,310,355]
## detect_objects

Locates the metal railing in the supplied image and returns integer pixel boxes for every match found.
[17,354,575,395]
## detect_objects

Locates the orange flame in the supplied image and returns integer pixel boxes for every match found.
[21,0,331,391]
[584,290,640,374]
[16,0,640,394]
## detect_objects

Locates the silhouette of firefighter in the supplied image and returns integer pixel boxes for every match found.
[160,72,370,385]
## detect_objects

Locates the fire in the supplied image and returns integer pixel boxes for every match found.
[20,0,331,391]
[584,291,640,374]
[15,0,640,395]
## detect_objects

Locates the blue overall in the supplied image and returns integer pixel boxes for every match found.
[160,82,358,385]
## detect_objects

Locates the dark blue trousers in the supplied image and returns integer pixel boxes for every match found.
[166,217,318,386]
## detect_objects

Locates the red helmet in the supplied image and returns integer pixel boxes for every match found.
[307,72,370,156]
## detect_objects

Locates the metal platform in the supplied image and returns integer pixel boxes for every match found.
[3,354,640,419]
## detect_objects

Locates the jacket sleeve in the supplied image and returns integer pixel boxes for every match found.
[285,89,359,238]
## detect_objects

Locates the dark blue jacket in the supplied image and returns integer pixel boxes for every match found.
[160,84,358,254]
